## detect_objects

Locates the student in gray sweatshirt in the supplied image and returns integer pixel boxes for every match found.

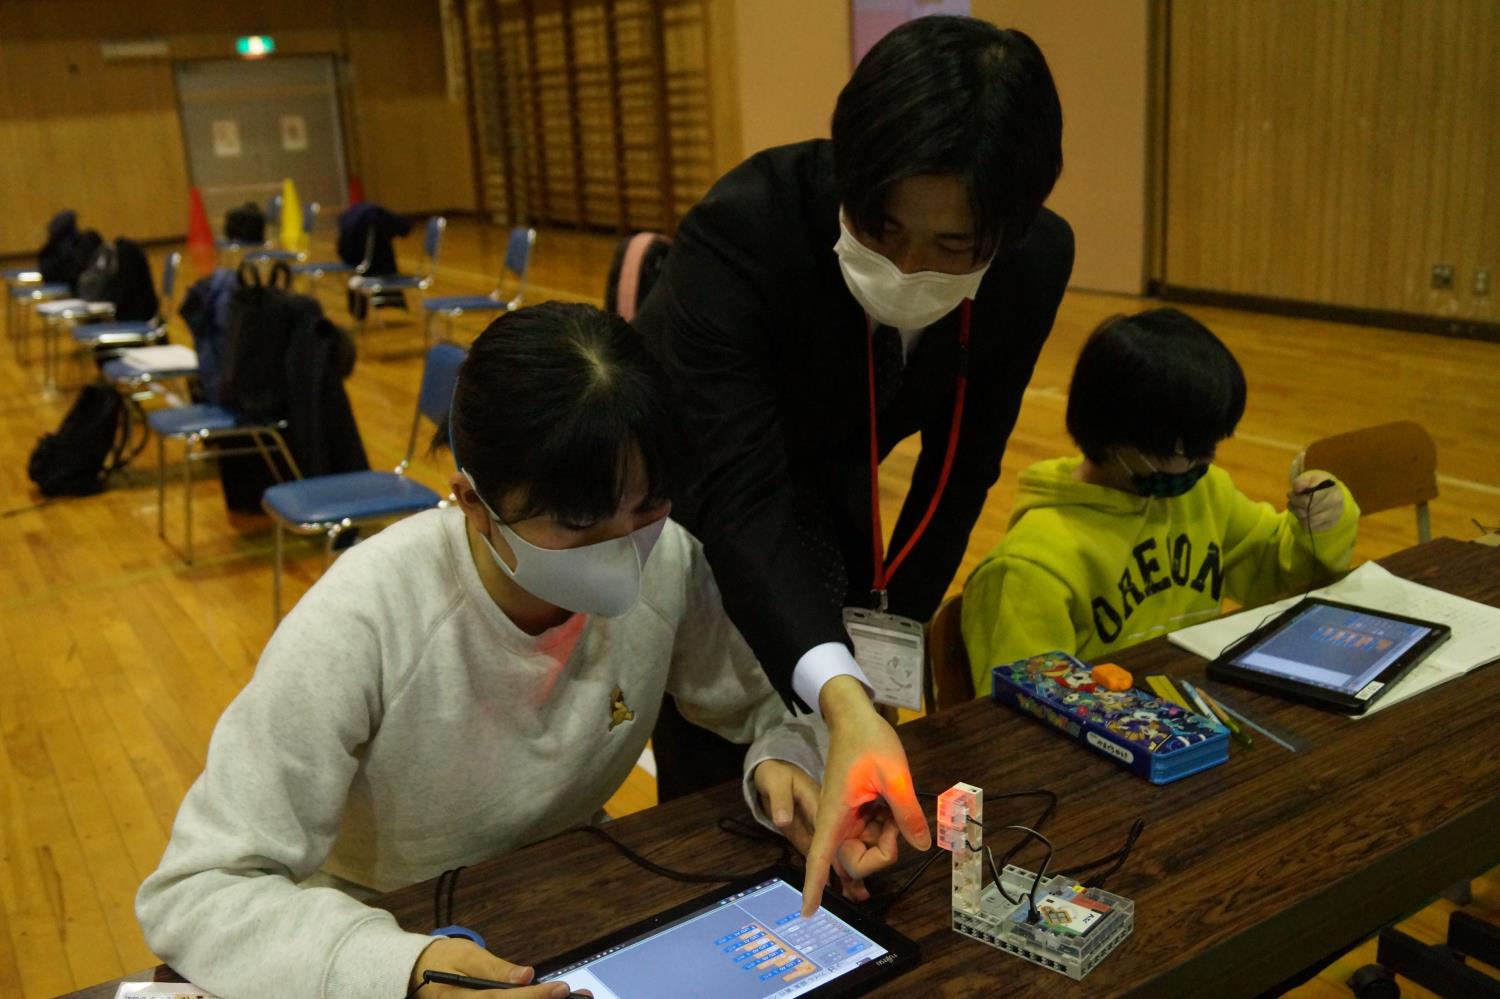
[136,303,898,999]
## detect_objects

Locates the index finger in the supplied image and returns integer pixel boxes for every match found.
[801,793,859,917]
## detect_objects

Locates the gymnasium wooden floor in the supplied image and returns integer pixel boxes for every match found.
[0,220,1495,997]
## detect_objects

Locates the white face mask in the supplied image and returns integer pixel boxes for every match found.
[833,216,990,330]
[462,470,665,617]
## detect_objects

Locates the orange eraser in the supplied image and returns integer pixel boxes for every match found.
[1091,663,1133,691]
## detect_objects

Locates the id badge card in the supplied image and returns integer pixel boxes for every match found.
[843,607,925,711]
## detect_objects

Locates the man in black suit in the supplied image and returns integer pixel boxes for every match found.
[634,16,1074,915]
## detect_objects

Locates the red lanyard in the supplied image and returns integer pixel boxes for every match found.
[866,298,972,609]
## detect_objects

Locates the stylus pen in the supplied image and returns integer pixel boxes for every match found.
[423,970,589,997]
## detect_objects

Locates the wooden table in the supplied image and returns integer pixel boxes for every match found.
[66,538,1500,998]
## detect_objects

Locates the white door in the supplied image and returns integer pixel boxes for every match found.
[176,55,348,232]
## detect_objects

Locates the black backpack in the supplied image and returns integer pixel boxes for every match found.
[224,202,266,243]
[27,384,130,497]
[222,262,298,420]
[37,210,79,283]
[59,228,105,295]
[75,240,118,302]
[75,238,159,321]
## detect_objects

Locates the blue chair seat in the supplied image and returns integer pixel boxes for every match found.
[14,280,70,300]
[245,249,302,262]
[263,472,441,526]
[147,404,244,436]
[289,260,355,275]
[72,320,157,343]
[352,274,422,290]
[423,294,505,313]
[12,282,70,300]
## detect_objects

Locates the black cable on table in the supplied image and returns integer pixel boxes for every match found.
[580,817,790,884]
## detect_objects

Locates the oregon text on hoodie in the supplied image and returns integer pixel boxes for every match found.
[961,457,1359,695]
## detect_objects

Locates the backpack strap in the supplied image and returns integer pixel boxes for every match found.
[236,260,263,288]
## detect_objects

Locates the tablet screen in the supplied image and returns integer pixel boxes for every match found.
[539,876,889,998]
[1230,602,1436,696]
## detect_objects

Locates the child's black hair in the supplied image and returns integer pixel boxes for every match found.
[435,301,687,524]
[1065,308,1247,465]
[832,16,1063,263]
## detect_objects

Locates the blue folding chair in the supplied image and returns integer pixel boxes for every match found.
[262,340,466,618]
[347,215,446,329]
[149,399,300,565]
[74,250,179,349]
[289,223,373,296]
[39,252,180,393]
[5,268,67,362]
[421,226,535,343]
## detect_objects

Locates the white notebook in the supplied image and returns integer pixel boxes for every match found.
[116,344,199,372]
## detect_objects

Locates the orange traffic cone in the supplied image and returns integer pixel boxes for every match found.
[186,187,216,276]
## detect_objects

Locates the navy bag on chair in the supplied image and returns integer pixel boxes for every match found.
[177,268,240,406]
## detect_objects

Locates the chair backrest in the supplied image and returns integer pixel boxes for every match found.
[402,340,469,469]
[925,594,975,713]
[266,194,283,230]
[422,215,447,267]
[159,251,181,314]
[354,226,376,275]
[500,226,536,305]
[1294,421,1438,541]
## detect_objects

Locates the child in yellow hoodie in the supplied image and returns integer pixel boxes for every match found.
[962,308,1359,695]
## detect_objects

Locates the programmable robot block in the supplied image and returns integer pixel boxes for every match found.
[937,783,1135,980]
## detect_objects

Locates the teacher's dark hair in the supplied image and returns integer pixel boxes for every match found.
[832,17,1063,262]
[1066,308,1247,465]
[435,301,687,523]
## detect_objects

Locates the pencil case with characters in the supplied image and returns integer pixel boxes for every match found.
[991,651,1229,784]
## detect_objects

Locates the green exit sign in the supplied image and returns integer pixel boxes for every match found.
[235,35,275,58]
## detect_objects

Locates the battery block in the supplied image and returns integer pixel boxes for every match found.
[937,784,1133,980]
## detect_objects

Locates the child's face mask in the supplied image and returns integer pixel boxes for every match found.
[833,216,990,330]
[463,470,665,617]
[1117,452,1210,499]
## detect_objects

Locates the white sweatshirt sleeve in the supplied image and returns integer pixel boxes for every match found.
[135,590,434,999]
[662,537,827,828]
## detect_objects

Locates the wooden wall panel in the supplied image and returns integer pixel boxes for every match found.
[973,0,1152,295]
[1163,0,1499,322]
[0,1,191,256]
[343,1,477,216]
[466,0,711,233]
[0,0,474,259]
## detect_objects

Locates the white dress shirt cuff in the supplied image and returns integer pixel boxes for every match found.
[792,642,874,717]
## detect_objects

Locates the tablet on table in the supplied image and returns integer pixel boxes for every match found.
[536,865,918,998]
[1209,597,1450,714]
